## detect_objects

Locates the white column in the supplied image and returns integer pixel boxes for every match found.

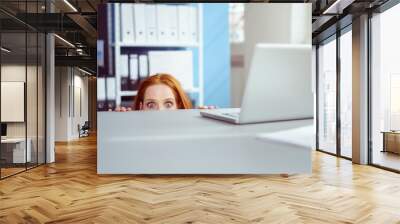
[46,33,55,163]
[45,0,56,163]
[352,14,369,164]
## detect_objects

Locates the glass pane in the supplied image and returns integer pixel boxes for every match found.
[26,0,41,169]
[340,29,352,158]
[27,31,38,169]
[1,31,27,177]
[312,46,317,149]
[318,37,337,154]
[38,32,45,165]
[229,3,244,43]
[371,3,400,171]
[0,0,46,178]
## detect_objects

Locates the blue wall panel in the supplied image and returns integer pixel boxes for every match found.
[203,3,230,108]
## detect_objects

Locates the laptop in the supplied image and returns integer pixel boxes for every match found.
[200,43,313,124]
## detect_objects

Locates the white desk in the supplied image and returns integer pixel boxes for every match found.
[1,138,31,163]
[98,109,314,174]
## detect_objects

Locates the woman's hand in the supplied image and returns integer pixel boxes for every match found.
[198,105,217,109]
[108,106,133,112]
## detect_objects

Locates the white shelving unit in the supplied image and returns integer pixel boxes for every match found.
[113,3,204,107]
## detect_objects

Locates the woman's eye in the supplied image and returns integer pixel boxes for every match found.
[165,101,174,108]
[146,102,157,109]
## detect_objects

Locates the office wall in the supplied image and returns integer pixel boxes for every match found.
[55,67,69,141]
[73,73,89,137]
[1,62,46,170]
[230,4,312,107]
[55,67,89,141]
[231,43,245,107]
[1,65,42,139]
[203,3,230,108]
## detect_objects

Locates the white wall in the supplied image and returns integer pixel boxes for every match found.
[1,65,27,138]
[231,43,245,107]
[1,65,43,137]
[55,67,89,141]
[230,3,312,107]
[1,64,46,164]
[55,67,69,141]
[72,73,89,138]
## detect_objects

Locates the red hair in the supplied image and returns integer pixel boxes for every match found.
[134,73,193,110]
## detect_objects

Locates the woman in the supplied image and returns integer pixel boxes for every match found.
[134,73,192,111]
[115,73,214,111]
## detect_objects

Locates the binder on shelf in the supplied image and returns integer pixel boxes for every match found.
[120,4,135,43]
[178,5,190,43]
[156,4,169,43]
[133,4,146,43]
[145,4,157,43]
[97,77,106,111]
[166,5,178,43]
[120,96,134,109]
[106,76,116,110]
[129,54,139,90]
[120,54,129,91]
[139,54,149,80]
[189,6,198,43]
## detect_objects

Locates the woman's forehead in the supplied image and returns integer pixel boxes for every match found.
[144,84,175,99]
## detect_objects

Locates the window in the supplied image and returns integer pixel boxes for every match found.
[390,74,400,130]
[318,37,337,155]
[371,3,400,171]
[229,3,244,43]
[0,1,47,179]
[339,29,352,158]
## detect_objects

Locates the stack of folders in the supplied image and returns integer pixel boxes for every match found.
[107,77,116,110]
[97,77,106,110]
[97,75,116,111]
[119,54,149,91]
[120,4,198,44]
[120,55,130,91]
[97,3,117,111]
[138,55,149,83]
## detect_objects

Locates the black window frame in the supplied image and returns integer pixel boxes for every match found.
[0,0,48,180]
[315,23,353,161]
[367,0,400,173]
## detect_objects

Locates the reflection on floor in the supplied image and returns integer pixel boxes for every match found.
[0,167,25,178]
[341,147,352,158]
[0,162,42,179]
[373,150,400,171]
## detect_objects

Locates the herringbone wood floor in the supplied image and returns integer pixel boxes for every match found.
[1,134,400,224]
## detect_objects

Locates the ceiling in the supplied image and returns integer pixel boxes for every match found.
[310,0,390,43]
[0,0,395,73]
[0,0,102,73]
